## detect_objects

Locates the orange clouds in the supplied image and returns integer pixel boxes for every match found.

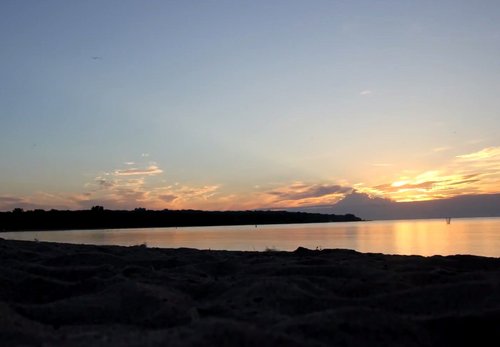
[262,182,352,208]
[361,146,500,202]
[78,160,223,210]
[150,184,221,209]
[1,146,499,211]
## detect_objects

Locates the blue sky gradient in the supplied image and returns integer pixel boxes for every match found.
[1,1,500,210]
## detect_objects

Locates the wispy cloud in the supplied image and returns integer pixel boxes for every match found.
[432,146,452,152]
[268,183,351,201]
[261,182,353,208]
[0,196,24,204]
[0,196,35,211]
[95,177,115,189]
[466,139,486,145]
[114,165,163,176]
[360,90,373,96]
[456,147,500,160]
[0,193,82,211]
[159,194,177,203]
[376,180,438,192]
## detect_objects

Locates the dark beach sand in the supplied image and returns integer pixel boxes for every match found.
[1,238,500,346]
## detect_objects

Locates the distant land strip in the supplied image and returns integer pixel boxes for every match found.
[0,207,362,232]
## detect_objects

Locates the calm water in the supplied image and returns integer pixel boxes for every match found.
[2,218,500,257]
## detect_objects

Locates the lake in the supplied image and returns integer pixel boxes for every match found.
[2,217,500,257]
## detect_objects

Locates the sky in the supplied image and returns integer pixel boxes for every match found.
[1,0,500,211]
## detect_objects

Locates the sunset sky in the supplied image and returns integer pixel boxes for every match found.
[1,0,500,211]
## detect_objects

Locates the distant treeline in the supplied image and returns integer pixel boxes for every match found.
[0,207,361,232]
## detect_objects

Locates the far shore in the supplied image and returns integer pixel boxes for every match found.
[2,238,500,346]
[0,219,365,233]
[0,208,362,232]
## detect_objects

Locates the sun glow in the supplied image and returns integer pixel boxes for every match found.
[391,180,409,188]
[356,146,500,203]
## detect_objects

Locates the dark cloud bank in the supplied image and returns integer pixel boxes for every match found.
[290,192,500,220]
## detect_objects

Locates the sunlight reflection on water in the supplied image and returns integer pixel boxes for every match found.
[2,218,500,257]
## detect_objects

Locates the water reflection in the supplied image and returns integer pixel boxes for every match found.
[2,218,500,257]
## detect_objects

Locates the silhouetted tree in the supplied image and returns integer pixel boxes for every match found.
[0,208,361,231]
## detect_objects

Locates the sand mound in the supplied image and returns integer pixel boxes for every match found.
[2,238,500,346]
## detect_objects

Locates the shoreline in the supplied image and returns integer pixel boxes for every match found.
[0,219,365,233]
[0,209,362,232]
[2,238,500,346]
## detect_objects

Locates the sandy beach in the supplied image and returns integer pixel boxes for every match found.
[2,238,500,346]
